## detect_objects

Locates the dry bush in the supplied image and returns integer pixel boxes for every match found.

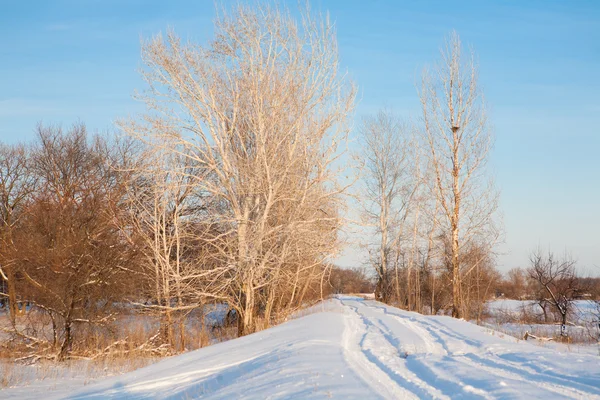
[0,361,20,388]
[327,266,374,295]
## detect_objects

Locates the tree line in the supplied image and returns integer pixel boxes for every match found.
[356,33,596,328]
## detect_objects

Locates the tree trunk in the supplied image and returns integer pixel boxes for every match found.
[6,268,19,325]
[539,302,548,323]
[263,285,276,330]
[238,280,255,337]
[50,312,58,347]
[451,220,461,318]
[58,318,72,361]
[376,274,389,304]
[164,307,174,348]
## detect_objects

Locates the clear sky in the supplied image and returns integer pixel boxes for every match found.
[1,0,599,274]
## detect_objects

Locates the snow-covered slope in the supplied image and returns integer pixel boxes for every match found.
[6,296,600,399]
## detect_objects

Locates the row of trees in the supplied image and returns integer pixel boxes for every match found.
[0,4,355,360]
[359,33,500,320]
[358,33,595,328]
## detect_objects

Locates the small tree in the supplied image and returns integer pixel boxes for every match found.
[123,140,221,351]
[10,124,132,360]
[528,250,580,336]
[459,243,500,323]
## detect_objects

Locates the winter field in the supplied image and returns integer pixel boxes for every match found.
[485,299,600,344]
[2,296,599,399]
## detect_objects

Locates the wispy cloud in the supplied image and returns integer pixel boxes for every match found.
[46,23,72,32]
[0,98,61,117]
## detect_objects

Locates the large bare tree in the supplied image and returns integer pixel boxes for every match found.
[419,32,498,318]
[122,3,355,335]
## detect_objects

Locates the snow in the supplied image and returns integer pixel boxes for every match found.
[484,299,600,346]
[3,296,600,399]
[487,299,598,321]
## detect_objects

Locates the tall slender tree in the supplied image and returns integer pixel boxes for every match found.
[419,32,498,318]
[358,110,416,304]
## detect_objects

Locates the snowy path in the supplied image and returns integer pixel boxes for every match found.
[339,297,600,400]
[4,296,600,399]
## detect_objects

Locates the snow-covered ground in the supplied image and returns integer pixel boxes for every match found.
[486,299,598,321]
[3,296,600,399]
[485,299,600,343]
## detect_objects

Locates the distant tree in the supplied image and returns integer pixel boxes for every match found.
[358,110,416,304]
[528,250,582,336]
[500,267,529,300]
[328,266,374,294]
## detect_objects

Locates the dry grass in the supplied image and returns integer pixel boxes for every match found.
[0,299,327,391]
[0,303,243,391]
[0,355,159,389]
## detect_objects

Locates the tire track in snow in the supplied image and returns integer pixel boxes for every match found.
[353,298,600,399]
[340,299,448,399]
[462,352,600,399]
[496,352,600,390]
[353,301,492,399]
[340,300,417,399]
[405,316,600,397]
[384,313,444,356]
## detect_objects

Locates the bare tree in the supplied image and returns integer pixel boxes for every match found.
[0,143,35,324]
[123,139,227,350]
[460,242,500,323]
[358,110,416,303]
[121,3,355,335]
[8,124,133,360]
[419,32,499,318]
[528,250,581,336]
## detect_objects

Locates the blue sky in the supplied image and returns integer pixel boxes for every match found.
[1,0,599,273]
